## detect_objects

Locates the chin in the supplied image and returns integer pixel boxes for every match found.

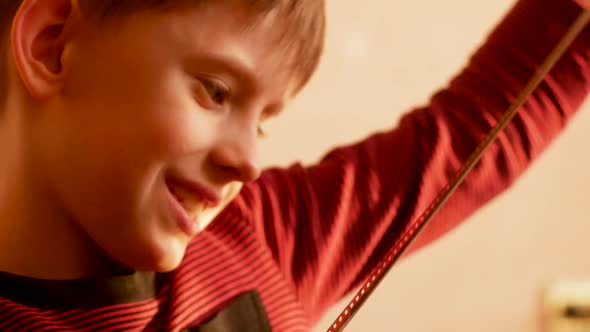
[130,251,186,273]
[150,256,185,273]
[115,235,189,273]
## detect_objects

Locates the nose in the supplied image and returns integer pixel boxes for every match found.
[208,129,262,183]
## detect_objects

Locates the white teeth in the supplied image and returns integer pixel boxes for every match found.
[186,201,206,220]
[169,183,208,219]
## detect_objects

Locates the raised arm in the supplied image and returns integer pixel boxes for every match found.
[232,0,590,323]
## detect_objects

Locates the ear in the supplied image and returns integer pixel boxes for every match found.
[11,0,80,100]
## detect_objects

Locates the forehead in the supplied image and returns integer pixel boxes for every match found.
[158,2,298,98]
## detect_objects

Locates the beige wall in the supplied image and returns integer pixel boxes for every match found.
[257,1,590,331]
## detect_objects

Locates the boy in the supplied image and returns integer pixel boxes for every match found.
[0,0,588,331]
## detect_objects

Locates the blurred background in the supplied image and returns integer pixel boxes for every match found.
[257,0,590,331]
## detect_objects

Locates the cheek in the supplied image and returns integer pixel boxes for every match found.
[50,81,223,222]
[66,34,220,162]
[66,71,187,160]
[136,85,229,164]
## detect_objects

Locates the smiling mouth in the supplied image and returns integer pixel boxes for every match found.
[165,178,220,221]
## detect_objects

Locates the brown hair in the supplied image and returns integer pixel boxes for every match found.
[0,0,326,104]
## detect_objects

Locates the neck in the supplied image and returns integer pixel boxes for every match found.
[0,107,121,280]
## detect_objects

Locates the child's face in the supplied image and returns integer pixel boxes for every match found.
[35,3,295,272]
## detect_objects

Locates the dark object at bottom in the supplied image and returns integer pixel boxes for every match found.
[186,291,272,332]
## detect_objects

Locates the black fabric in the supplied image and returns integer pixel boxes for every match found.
[0,271,272,331]
[186,291,272,332]
[0,270,161,309]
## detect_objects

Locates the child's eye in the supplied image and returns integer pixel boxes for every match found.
[201,79,230,106]
[203,81,229,105]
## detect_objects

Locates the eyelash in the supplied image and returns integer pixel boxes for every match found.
[199,78,268,137]
[201,78,230,107]
[257,124,267,138]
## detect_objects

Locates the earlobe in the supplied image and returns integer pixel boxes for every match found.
[11,0,78,100]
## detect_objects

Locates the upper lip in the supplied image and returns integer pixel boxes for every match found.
[166,177,222,208]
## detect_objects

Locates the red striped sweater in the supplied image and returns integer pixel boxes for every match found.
[1,0,589,331]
